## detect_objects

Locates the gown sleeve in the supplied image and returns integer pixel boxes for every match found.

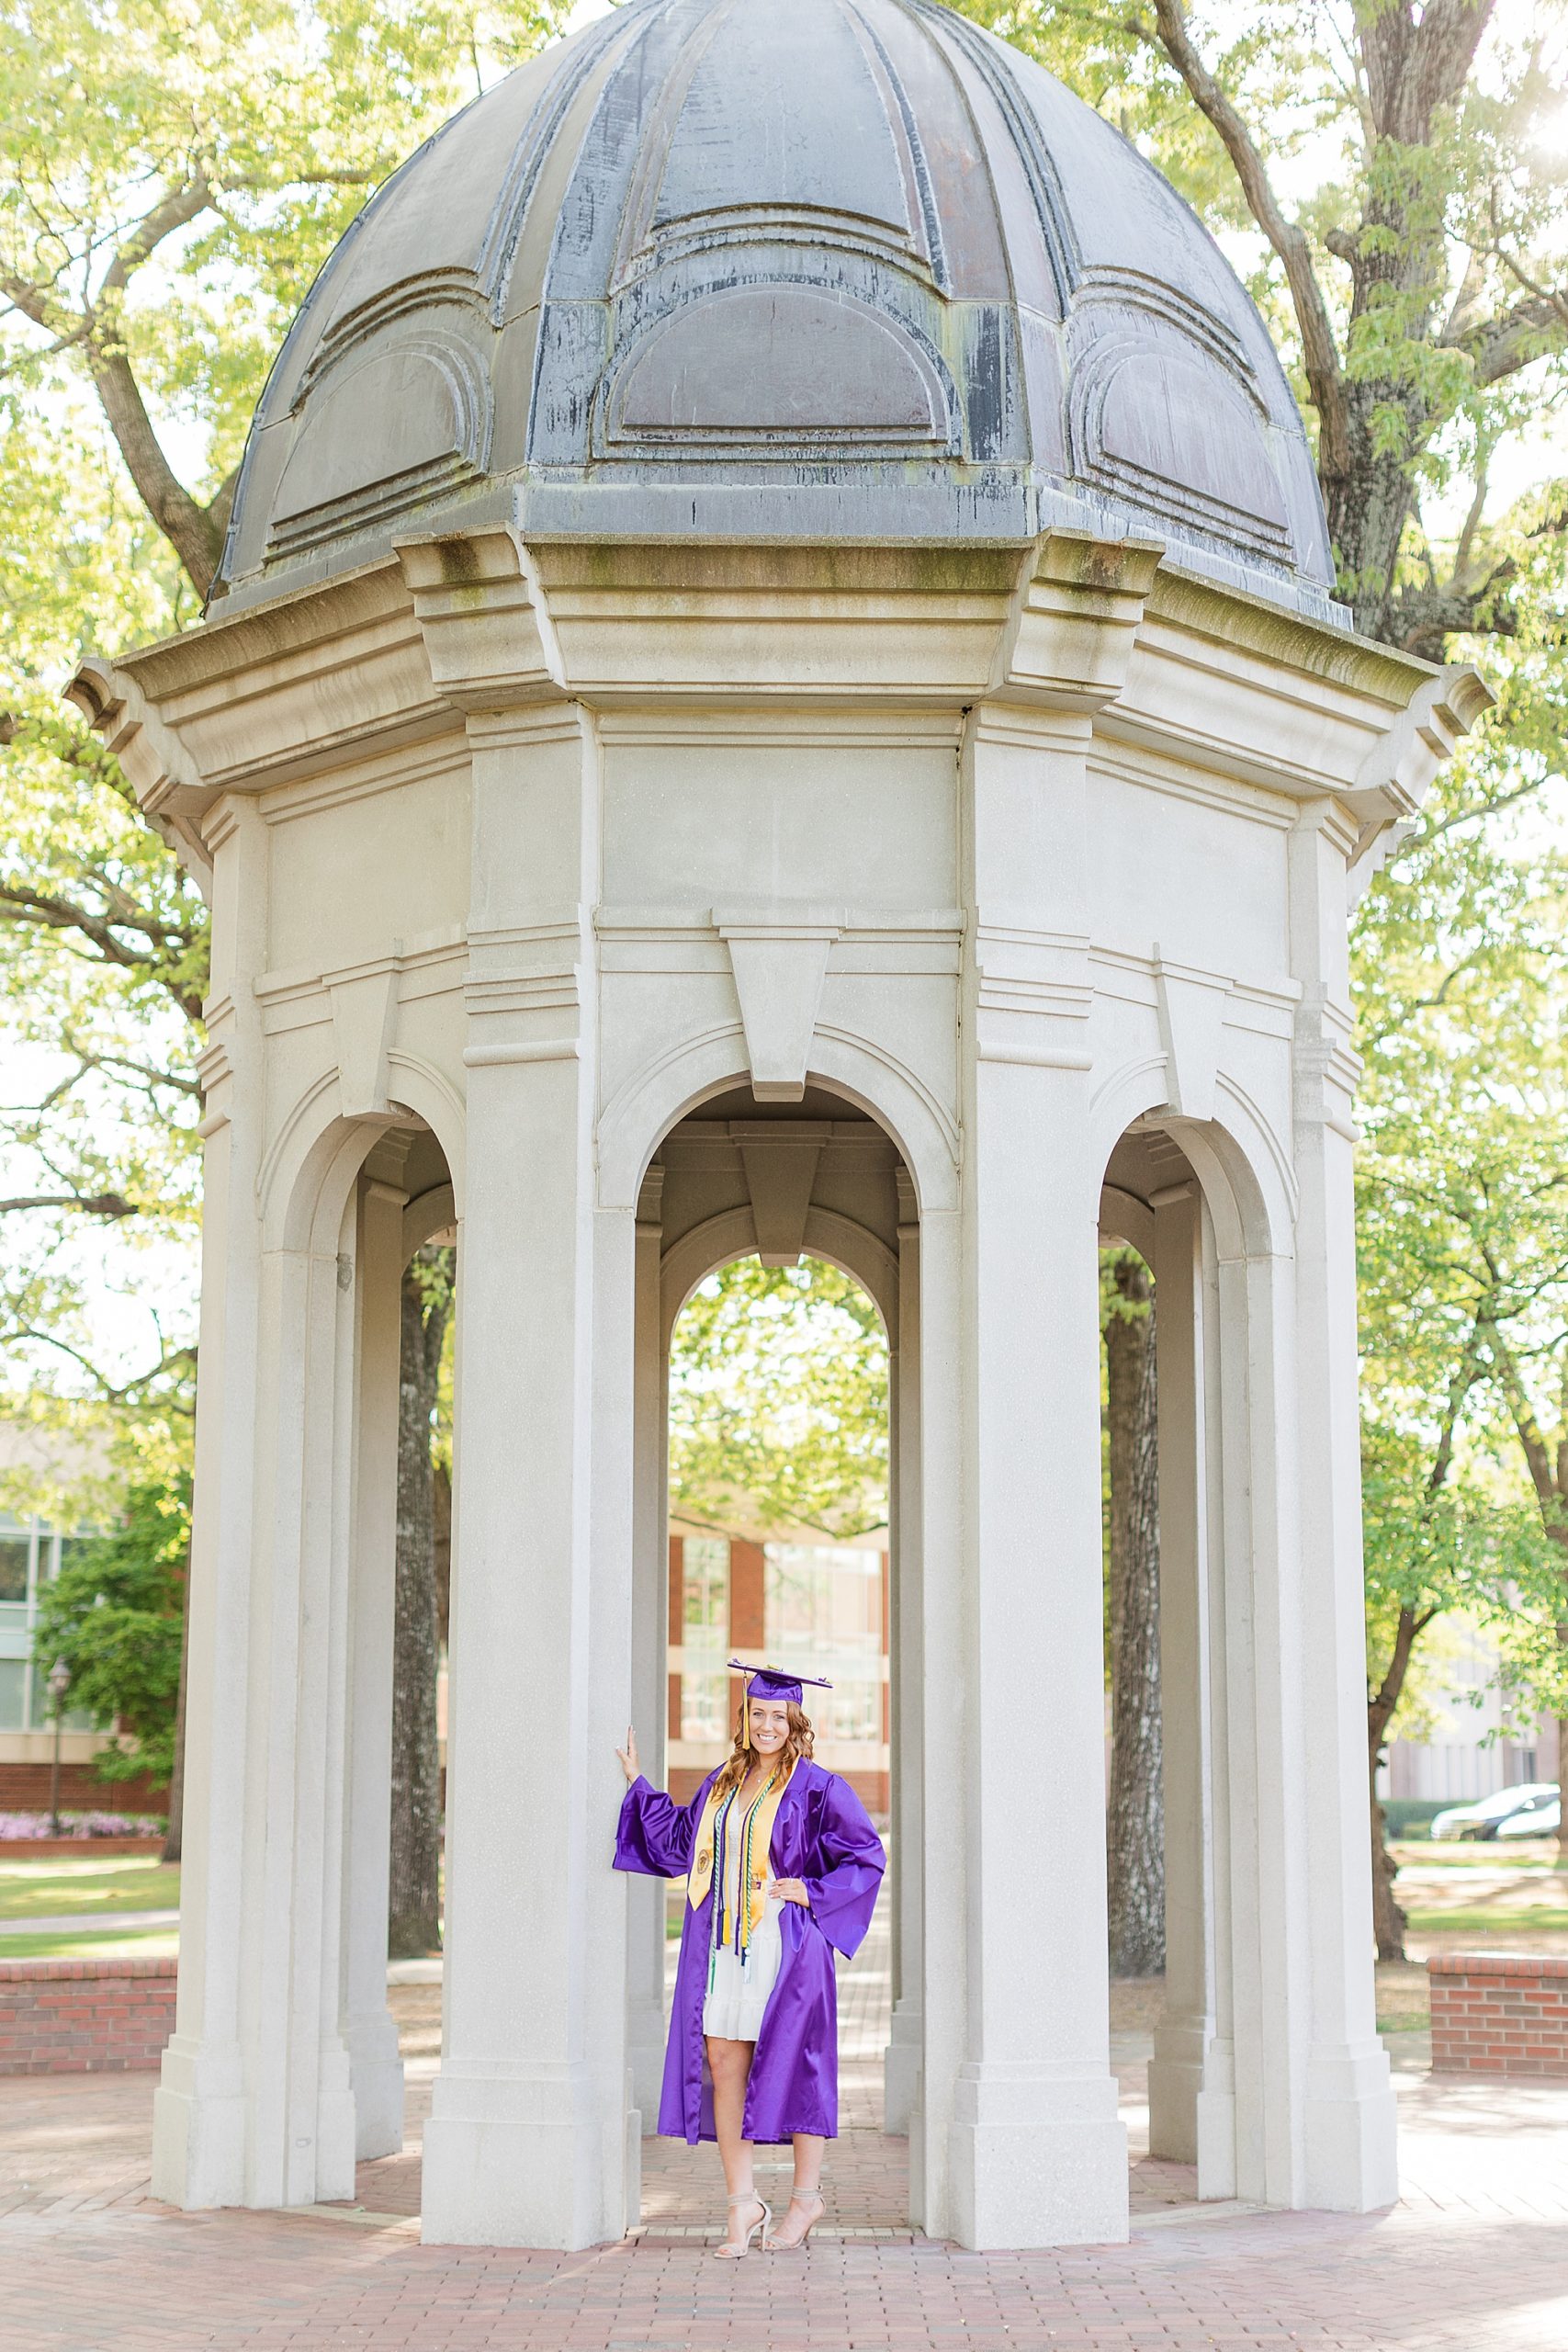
[801,1772,886,1959]
[614,1773,706,1878]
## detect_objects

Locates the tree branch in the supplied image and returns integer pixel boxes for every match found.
[0,1191,140,1220]
[85,176,227,594]
[8,1325,197,1410]
[0,882,205,1023]
[1149,0,1347,475]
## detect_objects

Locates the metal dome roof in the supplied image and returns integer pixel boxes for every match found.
[215,0,1340,619]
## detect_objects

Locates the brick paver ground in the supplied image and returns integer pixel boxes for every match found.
[5,1913,1567,2349]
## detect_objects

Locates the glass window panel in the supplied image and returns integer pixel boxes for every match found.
[682,1538,729,1649]
[0,1532,30,1604]
[763,1544,885,1744]
[681,1668,730,1745]
[0,1657,26,1730]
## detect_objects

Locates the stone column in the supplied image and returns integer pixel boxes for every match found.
[152,798,268,2209]
[243,1170,363,2210]
[942,700,1127,2250]
[884,1170,923,2136]
[910,1201,963,2238]
[626,1169,669,2139]
[1145,1179,1224,2172]
[340,1160,411,2162]
[421,706,635,2250]
[1288,804,1397,2210]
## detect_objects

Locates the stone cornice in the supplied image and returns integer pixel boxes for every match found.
[65,527,1491,910]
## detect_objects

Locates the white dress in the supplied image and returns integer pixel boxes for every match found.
[701,1806,784,2041]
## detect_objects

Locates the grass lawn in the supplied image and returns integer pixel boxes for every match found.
[0,1925,178,1960]
[1390,1838,1564,1870]
[0,1856,180,1923]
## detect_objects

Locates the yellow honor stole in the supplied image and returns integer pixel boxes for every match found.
[687,1759,795,1944]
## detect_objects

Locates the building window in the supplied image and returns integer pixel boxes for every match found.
[764,1544,884,1743]
[681,1535,731,1743]
[0,1514,96,1733]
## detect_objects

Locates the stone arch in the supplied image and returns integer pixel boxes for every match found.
[660,1204,899,1350]
[261,1048,466,1253]
[598,1022,958,1216]
[1089,1055,1294,1262]
[1092,1080,1303,2209]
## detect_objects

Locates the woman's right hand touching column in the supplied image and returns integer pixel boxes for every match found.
[615,1724,640,1785]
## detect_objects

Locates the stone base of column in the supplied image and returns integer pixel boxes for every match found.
[420,2065,626,2248]
[151,2034,248,2209]
[947,2065,1128,2248]
[1146,2014,1202,2164]
[628,2039,665,2134]
[346,2007,405,2161]
[625,2091,644,2226]
[1303,2041,1398,2211]
[314,2045,360,2205]
[884,1999,922,2136]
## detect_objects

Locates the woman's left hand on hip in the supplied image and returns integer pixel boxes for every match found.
[765,1877,809,1905]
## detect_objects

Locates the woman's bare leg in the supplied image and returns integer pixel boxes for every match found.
[768,2132,826,2248]
[705,2036,764,2251]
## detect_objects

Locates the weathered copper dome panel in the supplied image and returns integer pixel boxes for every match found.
[217,0,1338,619]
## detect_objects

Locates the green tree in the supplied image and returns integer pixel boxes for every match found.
[670,1259,888,1540]
[30,1476,189,1795]
[0,1,571,1416]
[1354,723,1568,1917]
[956,0,1568,650]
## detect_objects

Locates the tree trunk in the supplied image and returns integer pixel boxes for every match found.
[1105,1253,1164,1977]
[1366,1600,1430,1962]
[388,1253,452,1959]
[160,1541,191,1865]
[1369,1778,1407,1963]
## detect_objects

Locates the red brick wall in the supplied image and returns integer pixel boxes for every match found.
[0,1761,168,1814]
[0,1957,176,2076]
[1428,1952,1568,2078]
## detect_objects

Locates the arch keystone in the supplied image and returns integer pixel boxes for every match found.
[1153,946,1230,1124]
[716,905,840,1102]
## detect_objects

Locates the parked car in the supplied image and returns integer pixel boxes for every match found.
[1495,1792,1562,1839]
[1429,1782,1559,1841]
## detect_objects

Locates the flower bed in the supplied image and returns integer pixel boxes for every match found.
[0,1811,165,1841]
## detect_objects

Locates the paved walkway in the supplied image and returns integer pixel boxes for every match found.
[5,1917,1568,2349]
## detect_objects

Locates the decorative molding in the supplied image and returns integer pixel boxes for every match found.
[65,657,218,897]
[1153,944,1231,1124]
[736,1131,824,1266]
[998,529,1163,712]
[976,1043,1093,1070]
[462,1039,581,1068]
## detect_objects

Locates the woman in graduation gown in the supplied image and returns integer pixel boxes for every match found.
[615,1661,886,2256]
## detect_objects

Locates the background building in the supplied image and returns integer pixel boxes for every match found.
[666,1519,889,1813]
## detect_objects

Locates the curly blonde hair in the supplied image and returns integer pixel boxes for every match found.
[712,1697,815,1801]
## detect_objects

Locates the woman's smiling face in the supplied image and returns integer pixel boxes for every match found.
[749,1698,790,1756]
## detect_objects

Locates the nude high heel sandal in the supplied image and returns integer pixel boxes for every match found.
[713,2190,771,2258]
[766,2188,825,2250]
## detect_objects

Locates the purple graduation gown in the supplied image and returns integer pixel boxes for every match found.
[614,1758,886,2143]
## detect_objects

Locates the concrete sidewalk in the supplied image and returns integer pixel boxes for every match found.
[4,1922,1567,2349]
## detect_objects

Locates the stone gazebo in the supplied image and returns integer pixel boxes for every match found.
[73,0,1487,2254]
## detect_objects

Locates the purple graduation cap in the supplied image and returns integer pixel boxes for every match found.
[727,1659,833,1704]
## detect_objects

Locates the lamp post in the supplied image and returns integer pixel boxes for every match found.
[47,1657,71,1838]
